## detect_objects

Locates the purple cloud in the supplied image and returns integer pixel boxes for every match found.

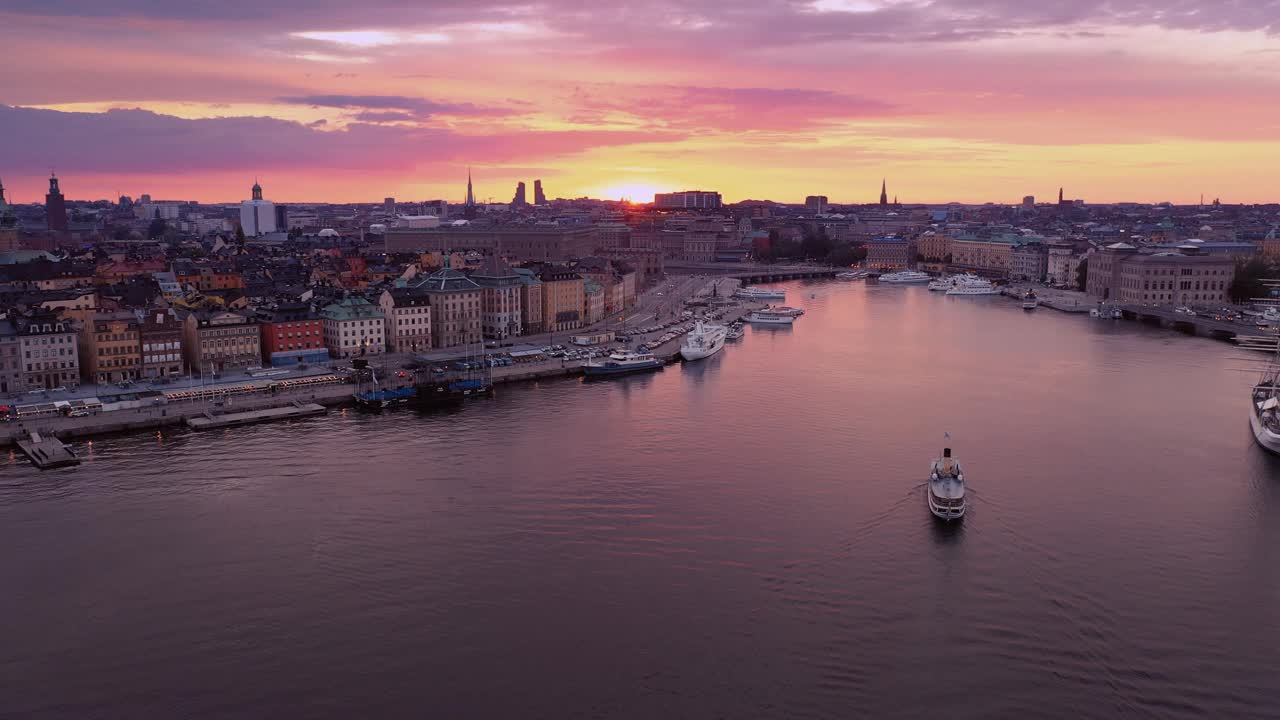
[277,94,512,117]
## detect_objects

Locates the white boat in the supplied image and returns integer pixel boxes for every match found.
[680,320,728,361]
[837,270,868,280]
[736,286,787,300]
[928,446,966,521]
[946,277,999,296]
[745,309,796,325]
[768,305,805,317]
[1022,290,1039,310]
[725,323,745,340]
[927,277,954,292]
[1250,334,1280,454]
[877,270,931,284]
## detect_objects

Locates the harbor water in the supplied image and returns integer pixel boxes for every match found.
[3,282,1278,719]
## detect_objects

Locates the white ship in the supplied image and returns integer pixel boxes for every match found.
[768,306,805,317]
[928,445,966,521]
[837,270,869,280]
[680,320,728,361]
[736,286,787,300]
[877,270,932,284]
[725,323,745,340]
[927,277,955,292]
[1022,289,1039,310]
[946,277,999,296]
[745,309,796,325]
[1249,335,1280,455]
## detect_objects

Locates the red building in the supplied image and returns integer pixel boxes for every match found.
[255,302,325,366]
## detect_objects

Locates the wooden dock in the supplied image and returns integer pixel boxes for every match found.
[185,402,327,430]
[16,432,81,469]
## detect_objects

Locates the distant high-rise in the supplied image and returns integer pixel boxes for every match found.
[1058,187,1065,205]
[534,179,547,205]
[512,181,528,208]
[1022,195,1035,208]
[805,195,828,213]
[879,179,888,207]
[384,197,396,216]
[240,180,278,236]
[45,173,68,232]
[654,190,721,210]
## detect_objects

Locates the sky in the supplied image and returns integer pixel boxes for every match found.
[1,0,1279,205]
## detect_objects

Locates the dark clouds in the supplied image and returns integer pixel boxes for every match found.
[0,104,685,174]
[276,94,513,117]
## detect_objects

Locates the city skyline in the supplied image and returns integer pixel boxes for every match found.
[1,1,1279,204]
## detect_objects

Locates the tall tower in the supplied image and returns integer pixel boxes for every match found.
[1058,187,1064,205]
[512,181,527,208]
[464,168,477,219]
[45,173,68,232]
[879,179,888,207]
[534,179,546,205]
[0,178,17,251]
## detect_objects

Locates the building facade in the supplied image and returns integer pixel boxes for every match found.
[383,226,595,262]
[17,311,79,390]
[137,308,184,379]
[1086,244,1235,306]
[1047,241,1081,287]
[513,267,544,335]
[239,182,277,236]
[182,310,261,374]
[256,302,326,366]
[378,288,432,352]
[1010,242,1048,282]
[538,264,585,333]
[0,318,23,394]
[320,297,387,359]
[950,236,1019,278]
[654,190,721,210]
[79,311,142,384]
[866,237,912,270]
[470,255,523,340]
[411,263,482,349]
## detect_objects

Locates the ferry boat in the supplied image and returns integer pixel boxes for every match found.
[725,323,745,340]
[584,350,665,377]
[1022,289,1039,310]
[744,309,796,325]
[928,445,967,521]
[836,270,868,280]
[414,377,494,405]
[768,306,805,317]
[877,270,932,284]
[680,321,728,361]
[946,277,999,296]
[354,386,416,409]
[927,276,955,292]
[735,286,787,300]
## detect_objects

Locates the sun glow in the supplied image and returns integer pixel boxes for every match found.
[594,183,664,203]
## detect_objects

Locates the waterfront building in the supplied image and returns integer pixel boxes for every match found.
[410,259,482,349]
[1010,241,1048,282]
[136,308,184,379]
[256,302,327,366]
[1047,241,1081,287]
[383,225,595,262]
[470,255,523,340]
[866,237,912,270]
[378,288,432,353]
[45,174,68,233]
[916,231,952,263]
[181,309,261,374]
[1086,244,1235,306]
[78,311,142,384]
[583,280,606,325]
[16,310,80,390]
[655,190,721,210]
[950,235,1022,278]
[537,264,584,333]
[239,181,277,236]
[0,317,22,394]
[513,267,544,334]
[320,297,386,359]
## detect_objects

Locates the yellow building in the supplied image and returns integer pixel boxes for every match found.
[78,311,142,384]
[950,236,1019,277]
[538,264,585,332]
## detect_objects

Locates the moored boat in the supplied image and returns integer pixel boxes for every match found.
[725,323,745,340]
[1249,337,1280,455]
[946,277,999,296]
[584,350,665,377]
[928,445,966,521]
[680,320,728,361]
[744,309,796,325]
[735,286,787,300]
[877,270,931,284]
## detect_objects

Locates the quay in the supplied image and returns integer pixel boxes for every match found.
[1000,286,1249,341]
[16,432,81,469]
[186,402,327,430]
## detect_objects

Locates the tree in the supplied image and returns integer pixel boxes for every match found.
[234,225,247,244]
[800,225,832,260]
[1075,257,1089,292]
[1230,256,1273,303]
[147,218,167,240]
[827,243,867,268]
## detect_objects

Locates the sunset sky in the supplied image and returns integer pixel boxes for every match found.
[1,1,1279,205]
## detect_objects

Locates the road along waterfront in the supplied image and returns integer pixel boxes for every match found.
[3,280,1278,719]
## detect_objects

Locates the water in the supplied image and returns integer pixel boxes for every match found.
[3,282,1278,719]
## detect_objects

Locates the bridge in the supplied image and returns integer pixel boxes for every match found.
[1119,305,1248,342]
[664,261,840,283]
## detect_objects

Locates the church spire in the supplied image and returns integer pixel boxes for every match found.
[465,167,475,206]
[879,178,888,207]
